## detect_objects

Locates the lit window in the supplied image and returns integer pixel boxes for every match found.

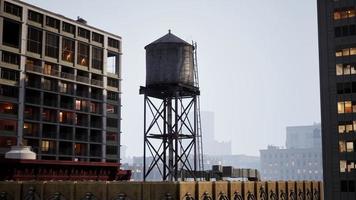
[338,102,345,113]
[334,11,341,20]
[347,124,353,133]
[339,125,346,134]
[340,141,346,152]
[59,112,63,122]
[41,140,49,152]
[350,48,356,55]
[336,50,343,57]
[347,142,354,152]
[344,65,351,75]
[75,100,81,110]
[345,101,352,113]
[336,64,343,75]
[341,160,347,172]
[343,49,350,56]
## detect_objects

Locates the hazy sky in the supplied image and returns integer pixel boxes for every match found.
[24,0,320,157]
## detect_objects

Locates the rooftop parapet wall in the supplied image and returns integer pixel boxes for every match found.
[0,181,323,200]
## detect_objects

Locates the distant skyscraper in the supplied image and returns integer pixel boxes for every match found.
[318,1,356,199]
[201,111,232,155]
[260,124,322,181]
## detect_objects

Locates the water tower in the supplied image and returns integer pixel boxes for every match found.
[140,31,203,181]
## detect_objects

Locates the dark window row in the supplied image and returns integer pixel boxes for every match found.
[28,10,43,24]
[1,51,20,66]
[28,27,42,54]
[108,38,120,49]
[335,24,356,37]
[0,68,19,81]
[107,91,119,101]
[78,27,90,40]
[46,16,60,29]
[107,78,119,88]
[2,19,20,48]
[0,84,18,98]
[337,81,356,94]
[92,32,103,43]
[4,1,22,18]
[63,22,75,34]
[341,180,355,192]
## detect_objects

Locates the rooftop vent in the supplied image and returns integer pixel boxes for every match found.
[77,16,87,24]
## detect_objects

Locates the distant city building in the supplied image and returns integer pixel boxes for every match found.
[286,124,322,149]
[260,123,322,181]
[204,154,260,171]
[0,0,122,162]
[201,111,232,156]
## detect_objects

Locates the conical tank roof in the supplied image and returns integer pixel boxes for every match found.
[145,30,192,49]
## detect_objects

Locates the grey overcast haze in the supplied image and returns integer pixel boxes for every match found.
[24,0,320,157]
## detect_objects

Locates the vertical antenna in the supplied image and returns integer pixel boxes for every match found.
[192,41,204,176]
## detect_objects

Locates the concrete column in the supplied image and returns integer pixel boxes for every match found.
[101,36,108,162]
[17,7,28,145]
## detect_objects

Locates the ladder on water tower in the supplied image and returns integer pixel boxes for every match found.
[193,42,204,176]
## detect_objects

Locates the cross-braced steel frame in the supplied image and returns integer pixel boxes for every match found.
[141,87,199,181]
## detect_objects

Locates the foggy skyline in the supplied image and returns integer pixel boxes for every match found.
[24,0,320,157]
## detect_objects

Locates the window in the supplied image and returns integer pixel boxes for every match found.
[77,42,89,66]
[0,84,18,98]
[45,33,59,58]
[335,25,356,37]
[41,140,49,152]
[92,32,103,43]
[62,38,75,62]
[27,27,42,54]
[0,68,19,81]
[107,118,118,128]
[334,8,356,20]
[347,142,354,152]
[0,102,17,115]
[337,64,356,76]
[1,51,20,65]
[45,16,59,29]
[62,22,75,34]
[108,38,120,49]
[107,78,119,88]
[340,141,346,152]
[78,27,90,39]
[28,10,43,23]
[106,132,117,141]
[92,47,103,70]
[89,102,97,113]
[336,48,356,57]
[350,181,355,192]
[338,101,353,113]
[4,2,22,17]
[107,91,118,101]
[107,52,119,74]
[2,19,20,48]
[106,146,118,155]
[107,104,118,114]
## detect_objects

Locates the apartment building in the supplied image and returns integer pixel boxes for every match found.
[0,0,122,162]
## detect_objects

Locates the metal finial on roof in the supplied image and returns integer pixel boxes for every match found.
[168,29,171,34]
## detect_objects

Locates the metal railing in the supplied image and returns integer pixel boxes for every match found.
[77,75,90,84]
[91,79,103,87]
[61,72,75,80]
[25,64,42,73]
